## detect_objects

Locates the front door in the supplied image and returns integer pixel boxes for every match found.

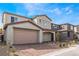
[51,33,54,42]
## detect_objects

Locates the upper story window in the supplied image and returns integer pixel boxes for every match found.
[11,16,18,23]
[11,16,14,23]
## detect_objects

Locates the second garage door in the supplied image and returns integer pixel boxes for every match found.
[43,32,51,42]
[14,28,39,44]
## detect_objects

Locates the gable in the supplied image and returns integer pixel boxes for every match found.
[33,15,52,21]
[7,21,42,30]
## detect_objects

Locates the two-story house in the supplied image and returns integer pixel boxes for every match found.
[57,23,74,41]
[60,23,74,31]
[3,12,43,45]
[3,12,56,45]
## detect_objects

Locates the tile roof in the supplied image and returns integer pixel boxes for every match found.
[3,12,32,20]
[32,15,52,21]
[4,20,43,30]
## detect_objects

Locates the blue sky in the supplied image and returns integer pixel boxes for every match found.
[0,3,79,27]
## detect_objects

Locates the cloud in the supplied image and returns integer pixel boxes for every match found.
[65,7,70,11]
[23,4,62,16]
[23,4,46,16]
[64,7,73,15]
[53,8,62,15]
[24,3,47,12]
[66,10,72,15]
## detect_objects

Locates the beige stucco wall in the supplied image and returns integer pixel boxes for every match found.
[3,13,30,26]
[4,26,13,45]
[74,26,79,33]
[77,34,79,39]
[74,27,77,32]
[43,32,51,42]
[5,22,43,45]
[33,16,52,29]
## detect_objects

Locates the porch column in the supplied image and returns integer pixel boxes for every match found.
[53,32,56,42]
[39,30,43,43]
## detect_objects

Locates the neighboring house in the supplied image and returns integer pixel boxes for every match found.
[74,25,79,39]
[51,23,74,42]
[3,12,56,45]
[57,23,74,41]
[60,23,74,31]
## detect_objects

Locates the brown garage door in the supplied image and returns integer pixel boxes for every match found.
[43,32,51,42]
[14,28,39,44]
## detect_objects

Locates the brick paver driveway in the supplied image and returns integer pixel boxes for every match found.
[14,42,61,56]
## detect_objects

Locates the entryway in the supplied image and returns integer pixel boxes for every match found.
[51,33,54,42]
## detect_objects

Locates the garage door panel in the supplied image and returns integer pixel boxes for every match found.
[43,33,51,42]
[14,29,38,44]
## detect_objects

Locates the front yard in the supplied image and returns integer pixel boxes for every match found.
[12,42,61,56]
[0,40,77,56]
[10,40,78,56]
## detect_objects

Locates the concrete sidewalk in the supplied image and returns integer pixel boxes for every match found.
[42,45,79,56]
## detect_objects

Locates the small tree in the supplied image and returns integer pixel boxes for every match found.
[0,28,2,34]
[73,33,78,43]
